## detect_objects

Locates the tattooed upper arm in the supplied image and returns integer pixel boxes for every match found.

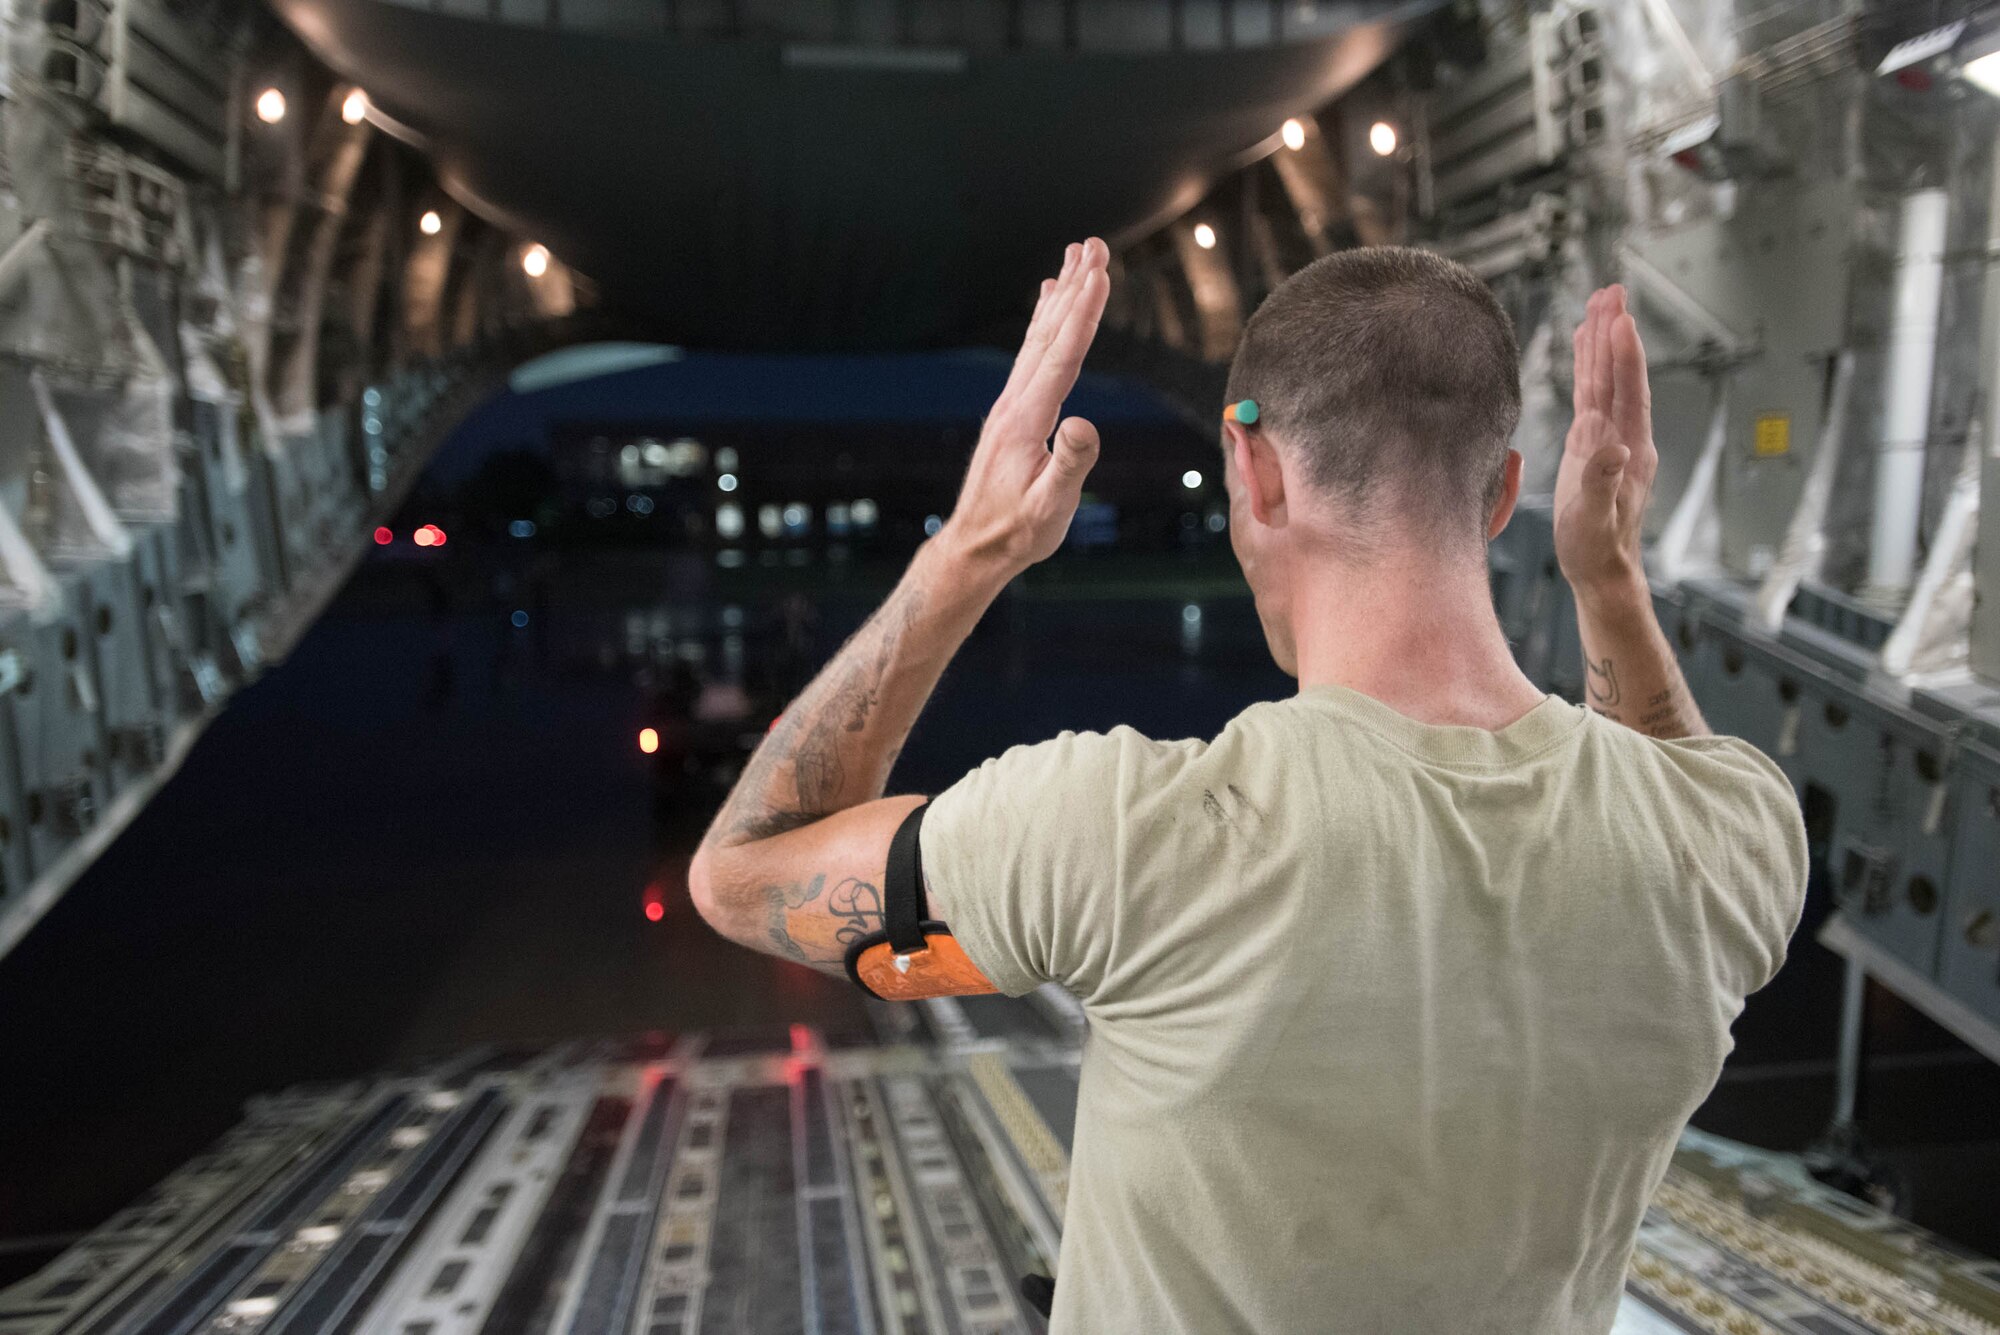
[758,871,887,975]
[690,794,922,976]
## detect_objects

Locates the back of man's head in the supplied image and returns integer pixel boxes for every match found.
[1224,246,1521,553]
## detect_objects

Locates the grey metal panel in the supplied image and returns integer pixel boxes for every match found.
[130,528,190,723]
[1938,747,2000,1025]
[113,32,224,130]
[102,81,224,180]
[78,560,161,795]
[185,401,267,627]
[1627,178,1857,576]
[1430,82,1541,172]
[8,604,101,872]
[1804,694,1952,974]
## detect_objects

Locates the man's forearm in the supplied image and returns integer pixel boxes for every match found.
[1574,575,1709,740]
[705,538,1008,850]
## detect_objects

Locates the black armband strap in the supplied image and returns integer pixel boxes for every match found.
[843,802,998,1001]
[882,799,929,954]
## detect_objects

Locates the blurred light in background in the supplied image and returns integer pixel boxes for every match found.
[1281,118,1307,151]
[508,519,536,538]
[643,898,665,922]
[717,472,738,492]
[1369,121,1398,156]
[923,514,943,536]
[638,727,660,754]
[419,210,443,236]
[373,526,392,545]
[255,88,286,123]
[1193,223,1217,250]
[1967,48,2000,96]
[1182,469,1203,489]
[510,610,529,628]
[715,503,744,540]
[522,244,550,278]
[341,89,368,124]
[1181,603,1203,655]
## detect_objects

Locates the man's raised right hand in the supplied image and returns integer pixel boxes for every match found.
[1554,285,1658,608]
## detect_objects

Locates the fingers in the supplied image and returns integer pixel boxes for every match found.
[996,240,1103,421]
[1608,301,1655,467]
[998,254,1076,409]
[1572,289,1603,421]
[1591,290,1616,423]
[1015,264,1109,435]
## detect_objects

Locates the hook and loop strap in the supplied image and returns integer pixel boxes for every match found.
[883,799,929,954]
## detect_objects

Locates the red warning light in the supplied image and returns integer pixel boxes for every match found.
[638,727,660,755]
[643,899,664,922]
[373,526,393,545]
[429,525,447,546]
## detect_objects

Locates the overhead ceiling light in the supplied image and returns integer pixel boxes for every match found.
[1369,121,1398,156]
[1193,223,1218,250]
[255,88,286,124]
[1281,118,1307,151]
[419,209,442,236]
[522,244,550,278]
[341,89,368,124]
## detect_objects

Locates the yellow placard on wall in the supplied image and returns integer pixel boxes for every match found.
[1753,414,1792,457]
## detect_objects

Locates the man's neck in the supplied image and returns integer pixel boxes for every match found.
[1288,545,1545,731]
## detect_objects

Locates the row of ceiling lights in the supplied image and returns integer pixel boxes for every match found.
[253,84,555,278]
[1193,115,1397,250]
[254,97,1395,267]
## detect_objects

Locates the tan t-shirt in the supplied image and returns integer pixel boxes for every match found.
[922,685,1806,1335]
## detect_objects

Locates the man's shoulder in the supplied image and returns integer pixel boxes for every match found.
[951,725,1206,797]
[1587,717,1796,804]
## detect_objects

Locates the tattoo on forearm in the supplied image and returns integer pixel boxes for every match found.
[1585,657,1620,707]
[761,871,885,973]
[1584,664,1706,739]
[714,584,928,845]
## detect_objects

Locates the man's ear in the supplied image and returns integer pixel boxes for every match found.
[1225,421,1286,527]
[1486,449,1524,539]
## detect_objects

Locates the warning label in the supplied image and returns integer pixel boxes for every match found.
[1753,414,1792,457]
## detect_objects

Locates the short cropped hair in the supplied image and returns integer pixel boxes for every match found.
[1224,246,1521,546]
